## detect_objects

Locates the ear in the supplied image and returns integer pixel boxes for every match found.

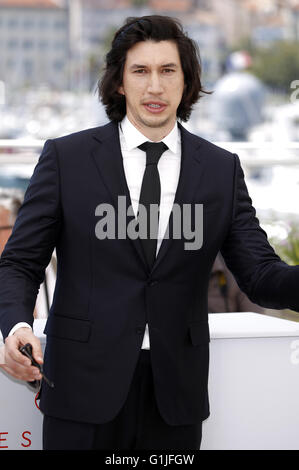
[118,85,125,95]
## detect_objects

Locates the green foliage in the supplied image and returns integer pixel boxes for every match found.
[271,223,299,266]
[229,38,299,93]
[131,0,148,6]
[249,41,299,93]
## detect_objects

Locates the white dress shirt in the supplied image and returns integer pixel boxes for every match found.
[9,116,182,350]
[119,116,181,349]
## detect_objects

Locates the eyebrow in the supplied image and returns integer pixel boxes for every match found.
[129,63,178,70]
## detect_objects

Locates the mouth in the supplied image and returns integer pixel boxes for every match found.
[143,102,167,114]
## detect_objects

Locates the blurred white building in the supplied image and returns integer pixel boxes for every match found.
[0,0,69,89]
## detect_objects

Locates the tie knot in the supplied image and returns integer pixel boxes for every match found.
[138,141,168,166]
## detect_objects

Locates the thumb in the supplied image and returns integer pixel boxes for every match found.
[29,335,43,365]
[15,329,43,365]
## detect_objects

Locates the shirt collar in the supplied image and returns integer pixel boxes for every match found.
[119,115,179,154]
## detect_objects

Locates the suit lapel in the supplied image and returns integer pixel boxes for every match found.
[151,122,204,275]
[91,120,205,275]
[91,121,148,268]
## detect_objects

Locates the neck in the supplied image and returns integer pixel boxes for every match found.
[127,115,176,142]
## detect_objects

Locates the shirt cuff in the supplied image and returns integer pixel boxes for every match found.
[8,323,32,337]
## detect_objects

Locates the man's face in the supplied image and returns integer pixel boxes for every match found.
[118,40,185,137]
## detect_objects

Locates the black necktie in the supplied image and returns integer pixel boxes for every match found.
[137,141,168,270]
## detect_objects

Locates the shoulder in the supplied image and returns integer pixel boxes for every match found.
[50,121,117,147]
[178,122,237,165]
[40,121,118,167]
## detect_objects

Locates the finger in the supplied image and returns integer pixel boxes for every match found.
[5,351,42,380]
[5,336,32,367]
[1,362,42,382]
[6,330,43,366]
[30,339,44,365]
[0,363,15,376]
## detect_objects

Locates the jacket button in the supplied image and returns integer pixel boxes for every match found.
[148,280,158,287]
[136,327,144,335]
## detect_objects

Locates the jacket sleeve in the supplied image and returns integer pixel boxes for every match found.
[221,153,299,312]
[0,139,62,339]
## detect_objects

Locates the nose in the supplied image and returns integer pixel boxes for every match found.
[147,72,164,94]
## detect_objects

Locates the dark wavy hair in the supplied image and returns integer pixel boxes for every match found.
[98,15,210,122]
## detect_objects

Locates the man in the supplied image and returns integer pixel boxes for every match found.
[0,15,299,450]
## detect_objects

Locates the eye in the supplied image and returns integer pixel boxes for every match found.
[134,69,146,74]
[162,68,175,73]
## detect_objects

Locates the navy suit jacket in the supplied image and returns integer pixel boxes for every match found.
[0,120,299,425]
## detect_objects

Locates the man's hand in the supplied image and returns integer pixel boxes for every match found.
[1,327,43,382]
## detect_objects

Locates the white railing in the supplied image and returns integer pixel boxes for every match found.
[0,140,43,164]
[1,140,299,167]
[215,142,299,168]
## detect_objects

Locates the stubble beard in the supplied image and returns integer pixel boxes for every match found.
[138,113,172,129]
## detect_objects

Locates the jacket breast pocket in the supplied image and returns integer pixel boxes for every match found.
[188,321,210,346]
[43,314,91,342]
